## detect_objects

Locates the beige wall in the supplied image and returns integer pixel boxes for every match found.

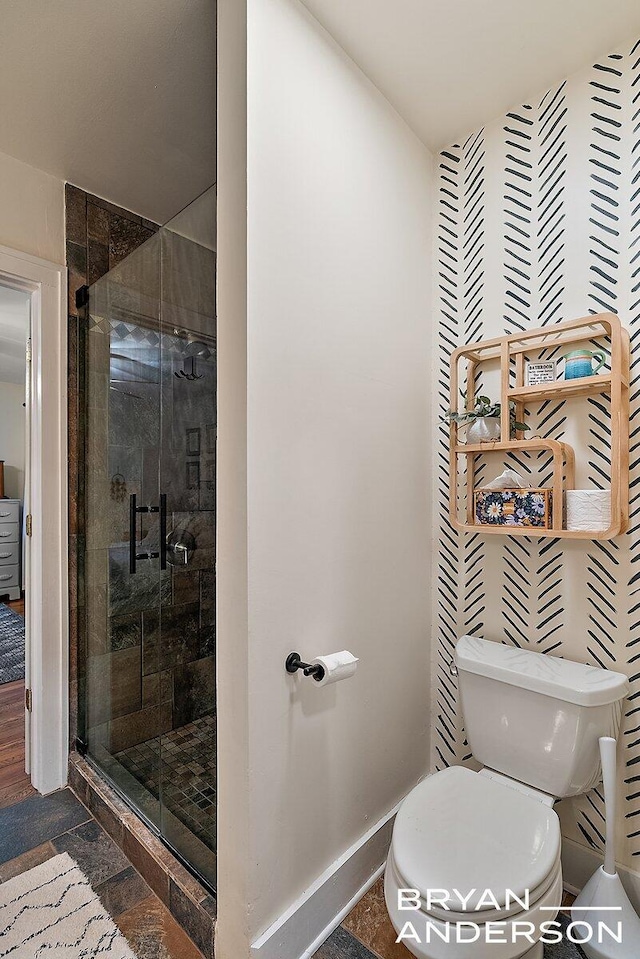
[216,0,250,955]
[217,0,434,955]
[0,381,26,500]
[0,150,65,265]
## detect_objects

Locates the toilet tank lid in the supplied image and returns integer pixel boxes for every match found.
[455,635,629,707]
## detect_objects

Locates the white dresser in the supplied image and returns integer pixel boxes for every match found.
[0,499,21,601]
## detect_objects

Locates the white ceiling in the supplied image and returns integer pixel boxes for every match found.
[300,0,640,150]
[0,0,216,226]
[0,287,29,385]
[2,1,639,223]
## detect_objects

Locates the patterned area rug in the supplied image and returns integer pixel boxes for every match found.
[0,604,24,685]
[0,852,137,957]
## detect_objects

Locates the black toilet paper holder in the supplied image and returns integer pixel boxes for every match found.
[285,652,325,682]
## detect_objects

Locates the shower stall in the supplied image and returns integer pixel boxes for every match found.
[80,187,217,889]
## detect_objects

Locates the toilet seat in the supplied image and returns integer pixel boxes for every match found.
[391,766,561,916]
[385,851,562,959]
[385,766,564,959]
[388,845,562,924]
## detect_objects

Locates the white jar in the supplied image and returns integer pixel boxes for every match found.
[465,416,501,444]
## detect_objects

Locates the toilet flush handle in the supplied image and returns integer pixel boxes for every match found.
[449,659,458,678]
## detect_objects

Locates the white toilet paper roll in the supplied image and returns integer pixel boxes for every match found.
[566,489,611,531]
[311,650,358,687]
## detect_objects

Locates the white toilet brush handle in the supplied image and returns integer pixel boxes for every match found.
[600,736,617,876]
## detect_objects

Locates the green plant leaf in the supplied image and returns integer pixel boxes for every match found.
[440,389,527,429]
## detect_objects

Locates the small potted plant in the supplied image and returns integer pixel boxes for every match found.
[442,391,529,444]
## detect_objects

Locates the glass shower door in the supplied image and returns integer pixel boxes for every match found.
[156,201,217,884]
[82,186,217,891]
[84,232,167,830]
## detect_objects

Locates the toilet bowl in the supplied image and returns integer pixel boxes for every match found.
[384,766,562,959]
[384,635,630,959]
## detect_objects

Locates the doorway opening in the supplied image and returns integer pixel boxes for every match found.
[0,283,33,807]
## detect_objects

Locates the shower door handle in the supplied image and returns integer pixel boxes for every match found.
[160,493,167,570]
[129,493,137,574]
[129,493,163,574]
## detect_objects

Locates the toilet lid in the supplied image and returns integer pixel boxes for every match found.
[392,766,561,914]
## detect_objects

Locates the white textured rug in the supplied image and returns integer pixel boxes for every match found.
[0,852,137,957]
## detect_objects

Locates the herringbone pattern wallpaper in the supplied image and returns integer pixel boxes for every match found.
[433,35,640,869]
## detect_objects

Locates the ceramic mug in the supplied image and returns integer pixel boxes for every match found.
[562,349,606,380]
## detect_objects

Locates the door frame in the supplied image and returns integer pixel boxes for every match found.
[0,244,68,795]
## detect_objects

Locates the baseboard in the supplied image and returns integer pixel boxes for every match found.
[250,802,400,959]
[562,836,640,911]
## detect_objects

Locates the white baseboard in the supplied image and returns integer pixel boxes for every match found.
[250,803,400,959]
[562,836,640,911]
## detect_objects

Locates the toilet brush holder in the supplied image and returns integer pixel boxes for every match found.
[571,737,640,958]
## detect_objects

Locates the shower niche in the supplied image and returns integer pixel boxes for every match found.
[81,187,217,889]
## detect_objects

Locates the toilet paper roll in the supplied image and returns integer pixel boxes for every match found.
[566,489,611,531]
[311,650,359,687]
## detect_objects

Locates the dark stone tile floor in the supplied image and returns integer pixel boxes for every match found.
[0,787,205,959]
[0,788,89,861]
[0,789,584,959]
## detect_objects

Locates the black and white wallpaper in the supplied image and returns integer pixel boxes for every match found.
[434,34,640,868]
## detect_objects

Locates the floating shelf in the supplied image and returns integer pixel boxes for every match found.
[507,373,615,403]
[448,312,630,540]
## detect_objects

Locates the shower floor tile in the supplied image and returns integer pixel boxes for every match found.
[114,715,216,854]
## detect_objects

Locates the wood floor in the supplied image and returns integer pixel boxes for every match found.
[0,680,34,808]
[4,597,24,617]
[0,598,34,808]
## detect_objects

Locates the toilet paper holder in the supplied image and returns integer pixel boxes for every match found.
[285,652,326,682]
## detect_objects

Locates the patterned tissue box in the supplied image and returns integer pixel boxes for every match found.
[474,488,553,529]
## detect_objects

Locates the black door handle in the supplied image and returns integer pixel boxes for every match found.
[130,493,166,574]
[129,493,137,574]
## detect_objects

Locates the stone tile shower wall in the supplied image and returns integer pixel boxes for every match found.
[66,187,216,756]
[434,35,640,870]
[66,185,160,747]
[84,247,216,754]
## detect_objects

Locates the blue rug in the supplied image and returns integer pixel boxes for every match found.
[0,603,24,685]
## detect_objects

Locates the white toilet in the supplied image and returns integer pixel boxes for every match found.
[384,635,629,959]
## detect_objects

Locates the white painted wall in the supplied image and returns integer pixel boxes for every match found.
[0,381,26,500]
[0,150,64,265]
[217,0,434,955]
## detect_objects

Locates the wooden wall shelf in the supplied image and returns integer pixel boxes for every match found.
[449,312,630,539]
[507,373,615,403]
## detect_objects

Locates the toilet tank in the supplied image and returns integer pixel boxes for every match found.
[454,635,629,798]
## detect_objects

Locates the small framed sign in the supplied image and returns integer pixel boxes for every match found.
[525,361,556,386]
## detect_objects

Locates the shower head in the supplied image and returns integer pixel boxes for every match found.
[172,326,216,358]
[184,340,212,360]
